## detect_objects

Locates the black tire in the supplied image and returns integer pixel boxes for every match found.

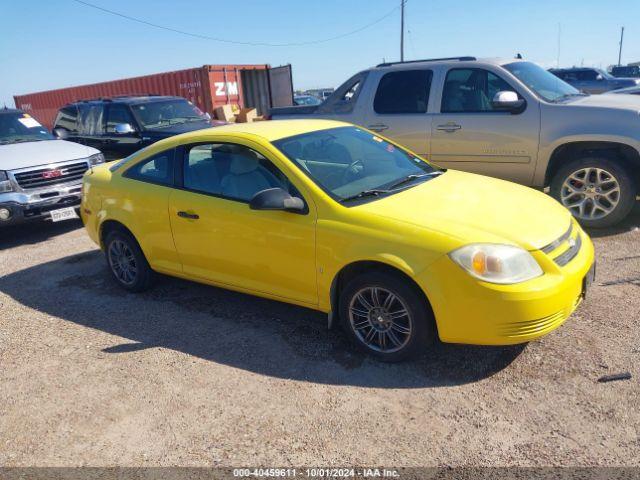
[550,157,637,229]
[338,271,435,362]
[104,229,154,292]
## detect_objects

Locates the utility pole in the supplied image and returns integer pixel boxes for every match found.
[400,0,405,62]
[618,26,625,66]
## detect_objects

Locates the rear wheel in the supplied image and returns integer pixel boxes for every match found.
[339,271,435,362]
[104,229,154,292]
[550,157,636,228]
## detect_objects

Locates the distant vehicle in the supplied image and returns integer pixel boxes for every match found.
[53,95,216,160]
[81,120,594,361]
[607,85,640,95]
[271,57,640,227]
[548,67,639,94]
[294,95,322,106]
[0,108,103,226]
[610,65,640,78]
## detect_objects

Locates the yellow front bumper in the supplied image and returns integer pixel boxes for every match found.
[418,227,595,345]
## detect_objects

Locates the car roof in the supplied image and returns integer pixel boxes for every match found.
[65,95,185,106]
[0,108,23,115]
[370,56,523,71]
[179,119,351,142]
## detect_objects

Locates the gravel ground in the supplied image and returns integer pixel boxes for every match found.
[0,204,638,467]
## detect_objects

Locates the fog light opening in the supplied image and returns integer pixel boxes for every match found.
[0,207,12,221]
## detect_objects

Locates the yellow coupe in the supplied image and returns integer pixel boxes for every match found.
[82,120,595,361]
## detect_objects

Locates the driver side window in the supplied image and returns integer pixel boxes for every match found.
[441,68,518,113]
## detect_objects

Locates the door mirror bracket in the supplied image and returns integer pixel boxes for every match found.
[249,188,306,213]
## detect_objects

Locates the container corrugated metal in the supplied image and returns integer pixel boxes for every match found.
[13,64,275,129]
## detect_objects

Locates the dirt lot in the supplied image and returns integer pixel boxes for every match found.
[0,205,639,467]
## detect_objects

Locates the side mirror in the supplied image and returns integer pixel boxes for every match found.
[114,123,135,135]
[52,128,68,140]
[596,74,604,81]
[492,91,525,112]
[249,188,305,213]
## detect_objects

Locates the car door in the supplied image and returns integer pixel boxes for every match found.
[168,140,318,306]
[362,69,433,157]
[103,104,143,160]
[430,66,540,185]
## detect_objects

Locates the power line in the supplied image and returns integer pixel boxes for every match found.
[70,0,404,47]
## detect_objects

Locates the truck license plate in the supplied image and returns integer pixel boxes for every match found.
[50,207,78,222]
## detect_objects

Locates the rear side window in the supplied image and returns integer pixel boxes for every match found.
[54,106,79,133]
[374,70,432,114]
[124,150,175,186]
[77,104,104,135]
[577,70,598,81]
[106,104,136,133]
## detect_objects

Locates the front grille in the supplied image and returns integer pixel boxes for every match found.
[498,310,566,338]
[13,161,89,190]
[540,221,582,267]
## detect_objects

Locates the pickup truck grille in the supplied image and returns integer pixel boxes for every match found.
[13,161,89,190]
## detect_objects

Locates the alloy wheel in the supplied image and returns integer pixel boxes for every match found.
[348,286,413,353]
[108,239,138,286]
[560,167,621,220]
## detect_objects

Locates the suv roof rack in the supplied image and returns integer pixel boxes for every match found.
[376,56,476,67]
[74,93,165,103]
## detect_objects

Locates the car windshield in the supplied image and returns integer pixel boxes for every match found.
[130,100,208,130]
[273,126,441,204]
[503,61,582,102]
[0,112,54,145]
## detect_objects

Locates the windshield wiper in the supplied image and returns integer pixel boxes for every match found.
[553,92,589,102]
[339,189,389,203]
[0,138,41,145]
[387,171,443,190]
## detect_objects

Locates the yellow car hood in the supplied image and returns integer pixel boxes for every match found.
[355,170,572,251]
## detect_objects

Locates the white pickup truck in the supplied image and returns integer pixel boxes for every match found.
[271,57,640,228]
[0,108,104,227]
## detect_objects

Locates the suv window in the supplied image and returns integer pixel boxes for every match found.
[77,104,104,135]
[182,143,291,202]
[54,106,79,133]
[106,104,136,133]
[441,68,517,113]
[124,150,175,186]
[374,70,432,114]
[577,70,598,81]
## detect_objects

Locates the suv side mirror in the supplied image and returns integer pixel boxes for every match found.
[596,74,604,81]
[249,188,305,213]
[492,91,525,112]
[52,128,69,140]
[114,123,135,135]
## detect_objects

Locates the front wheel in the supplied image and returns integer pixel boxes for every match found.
[550,157,637,228]
[339,271,435,362]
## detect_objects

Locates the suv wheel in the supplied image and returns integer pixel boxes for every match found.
[104,229,154,292]
[550,157,636,228]
[339,271,435,362]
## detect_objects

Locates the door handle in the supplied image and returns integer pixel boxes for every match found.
[367,123,389,132]
[436,123,462,132]
[177,211,199,220]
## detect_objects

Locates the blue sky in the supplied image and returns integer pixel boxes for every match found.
[2,0,639,108]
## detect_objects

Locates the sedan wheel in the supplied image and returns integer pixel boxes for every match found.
[108,239,138,286]
[348,287,413,354]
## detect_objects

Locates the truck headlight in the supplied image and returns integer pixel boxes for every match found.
[0,171,13,193]
[449,244,543,284]
[88,153,105,166]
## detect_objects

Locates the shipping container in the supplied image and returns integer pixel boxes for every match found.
[13,64,294,129]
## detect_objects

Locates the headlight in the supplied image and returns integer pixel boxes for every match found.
[0,171,13,193]
[88,153,105,166]
[449,243,543,284]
